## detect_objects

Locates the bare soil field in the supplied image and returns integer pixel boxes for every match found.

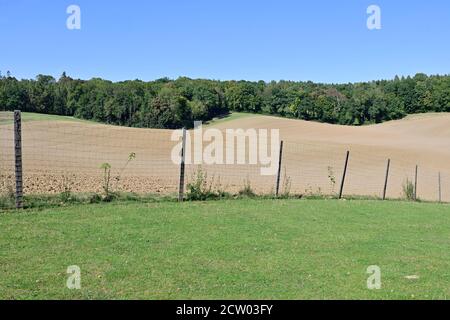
[1,112,450,201]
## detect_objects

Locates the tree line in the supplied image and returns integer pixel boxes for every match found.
[1,71,450,128]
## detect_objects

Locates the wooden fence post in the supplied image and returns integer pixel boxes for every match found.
[382,159,390,200]
[178,128,187,202]
[338,151,350,199]
[414,165,418,201]
[14,110,23,209]
[438,172,442,203]
[275,140,284,197]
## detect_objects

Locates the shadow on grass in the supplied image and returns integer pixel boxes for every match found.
[1,190,443,212]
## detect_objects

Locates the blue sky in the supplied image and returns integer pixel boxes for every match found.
[1,0,449,83]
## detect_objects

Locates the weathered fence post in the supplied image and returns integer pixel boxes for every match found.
[338,151,350,199]
[14,110,23,209]
[438,172,442,203]
[414,165,418,201]
[382,159,390,200]
[275,140,284,197]
[178,128,187,202]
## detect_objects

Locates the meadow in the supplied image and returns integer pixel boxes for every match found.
[1,199,449,299]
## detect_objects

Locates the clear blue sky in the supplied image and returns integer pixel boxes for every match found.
[1,0,449,83]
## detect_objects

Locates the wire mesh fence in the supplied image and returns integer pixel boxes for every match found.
[1,111,449,209]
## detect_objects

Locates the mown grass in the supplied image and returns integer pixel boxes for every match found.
[0,111,91,125]
[1,111,254,126]
[204,112,256,127]
[0,199,449,300]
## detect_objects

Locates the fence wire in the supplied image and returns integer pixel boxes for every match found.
[1,111,450,209]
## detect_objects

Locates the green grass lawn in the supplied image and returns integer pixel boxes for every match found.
[0,199,449,300]
[0,111,90,125]
[21,112,88,122]
[0,111,255,126]
[204,112,257,127]
[0,111,256,128]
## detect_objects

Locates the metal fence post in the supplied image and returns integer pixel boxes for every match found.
[414,165,418,201]
[382,159,390,200]
[338,151,350,199]
[438,172,442,203]
[178,128,187,202]
[275,140,284,197]
[14,110,23,209]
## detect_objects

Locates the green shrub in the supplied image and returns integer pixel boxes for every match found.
[100,162,112,198]
[402,178,415,201]
[327,166,336,194]
[0,180,16,209]
[238,178,256,198]
[100,153,136,201]
[59,174,74,202]
[279,169,292,199]
[186,167,229,201]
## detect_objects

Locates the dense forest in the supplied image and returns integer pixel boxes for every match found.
[1,71,450,128]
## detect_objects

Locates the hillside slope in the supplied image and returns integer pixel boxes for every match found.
[1,112,450,201]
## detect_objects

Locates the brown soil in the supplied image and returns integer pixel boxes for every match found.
[1,113,450,202]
